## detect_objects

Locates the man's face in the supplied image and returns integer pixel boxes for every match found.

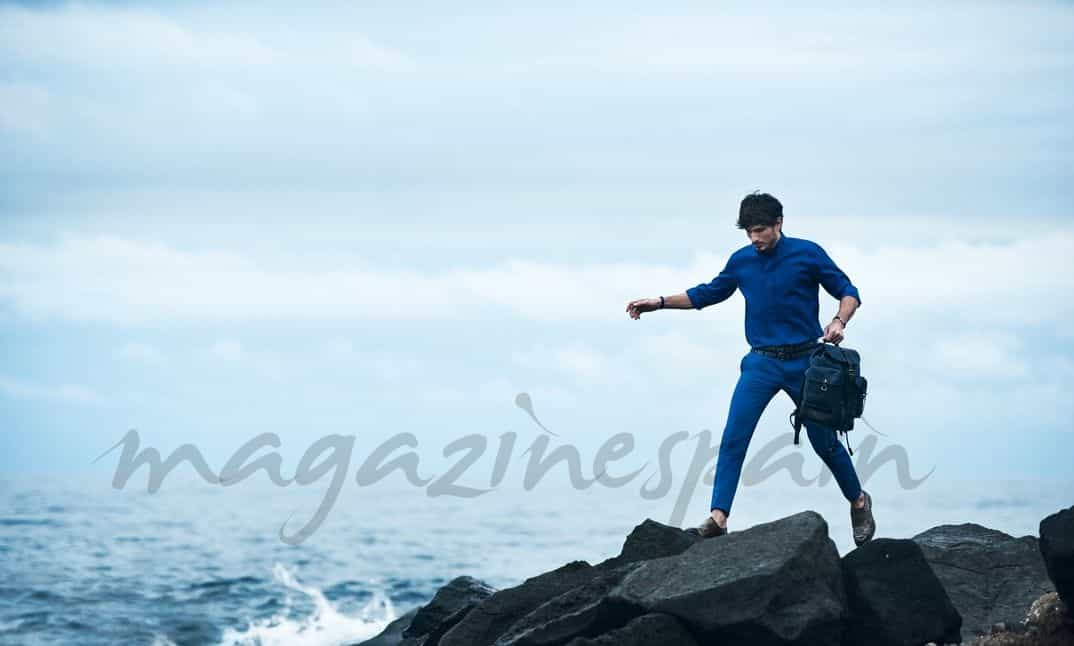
[746,220,782,252]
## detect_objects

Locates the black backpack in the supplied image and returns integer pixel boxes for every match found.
[789,342,868,455]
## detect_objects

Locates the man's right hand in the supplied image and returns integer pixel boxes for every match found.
[626,297,661,320]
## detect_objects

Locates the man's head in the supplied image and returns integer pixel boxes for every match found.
[737,191,783,252]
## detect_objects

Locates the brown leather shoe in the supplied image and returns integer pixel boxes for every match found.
[685,515,727,539]
[851,490,876,547]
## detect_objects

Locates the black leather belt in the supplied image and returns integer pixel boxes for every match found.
[751,340,820,360]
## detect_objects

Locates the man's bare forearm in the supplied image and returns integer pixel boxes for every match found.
[661,293,694,309]
[835,295,860,324]
[626,293,692,319]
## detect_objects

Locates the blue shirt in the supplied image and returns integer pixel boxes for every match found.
[685,233,862,348]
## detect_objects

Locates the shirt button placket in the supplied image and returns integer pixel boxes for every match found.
[762,254,774,339]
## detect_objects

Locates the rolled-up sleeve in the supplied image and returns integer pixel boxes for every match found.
[813,243,862,305]
[686,258,738,310]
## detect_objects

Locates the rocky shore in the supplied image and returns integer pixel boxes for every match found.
[354,505,1074,646]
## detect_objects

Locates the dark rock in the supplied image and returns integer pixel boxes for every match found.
[396,575,497,646]
[1040,506,1074,615]
[439,561,600,646]
[609,510,845,646]
[564,613,700,646]
[841,538,962,646]
[596,518,701,569]
[438,519,699,646]
[913,523,1055,640]
[493,563,643,646]
[355,606,419,646]
[354,576,495,646]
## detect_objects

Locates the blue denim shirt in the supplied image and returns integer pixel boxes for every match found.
[685,233,862,348]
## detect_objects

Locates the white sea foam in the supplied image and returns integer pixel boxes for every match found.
[218,563,397,646]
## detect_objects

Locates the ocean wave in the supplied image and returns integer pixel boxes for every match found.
[217,564,398,646]
[190,576,264,590]
[0,517,64,528]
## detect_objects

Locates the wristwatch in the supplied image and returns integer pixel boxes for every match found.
[832,315,847,327]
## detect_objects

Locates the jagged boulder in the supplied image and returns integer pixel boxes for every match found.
[439,518,699,646]
[564,613,700,646]
[1040,506,1074,616]
[841,538,962,646]
[913,523,1055,641]
[399,576,497,646]
[355,576,496,646]
[438,561,601,646]
[597,518,701,569]
[609,510,845,646]
[492,563,643,646]
[491,518,701,645]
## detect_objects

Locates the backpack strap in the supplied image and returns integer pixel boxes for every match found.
[841,429,854,456]
[789,342,826,446]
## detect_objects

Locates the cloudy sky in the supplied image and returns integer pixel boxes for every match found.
[1,1,1072,488]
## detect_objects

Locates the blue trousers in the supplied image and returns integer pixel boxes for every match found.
[710,349,863,515]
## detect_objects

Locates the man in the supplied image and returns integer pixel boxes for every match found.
[625,192,875,546]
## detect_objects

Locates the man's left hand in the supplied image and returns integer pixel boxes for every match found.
[823,319,845,344]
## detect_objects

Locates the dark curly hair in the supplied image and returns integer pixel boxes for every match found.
[737,192,783,229]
